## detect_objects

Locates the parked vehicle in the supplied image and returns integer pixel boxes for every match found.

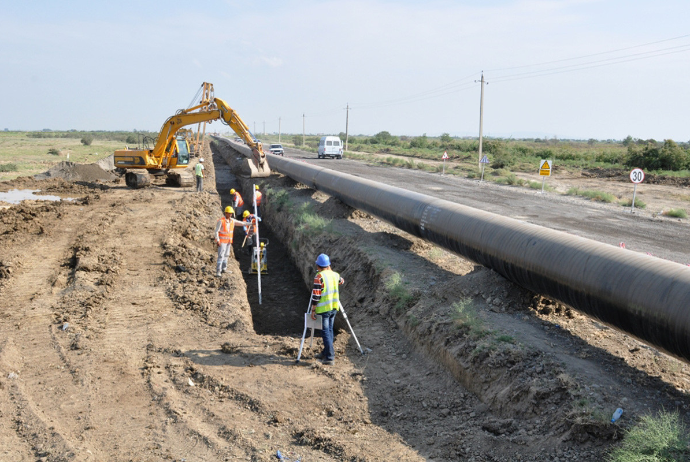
[269,144,284,156]
[317,136,343,159]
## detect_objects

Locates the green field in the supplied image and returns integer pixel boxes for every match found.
[253,132,690,179]
[0,131,154,181]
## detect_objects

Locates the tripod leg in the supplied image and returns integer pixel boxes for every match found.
[338,301,364,354]
[296,313,309,363]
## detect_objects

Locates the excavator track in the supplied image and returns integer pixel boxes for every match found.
[166,169,195,187]
[125,170,151,189]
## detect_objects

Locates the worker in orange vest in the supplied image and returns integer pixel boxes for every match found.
[214,206,246,277]
[230,188,244,216]
[254,184,262,218]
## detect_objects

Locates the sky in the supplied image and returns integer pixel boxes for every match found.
[1,0,689,141]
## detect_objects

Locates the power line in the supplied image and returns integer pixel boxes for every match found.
[485,33,690,72]
[492,45,690,83]
[351,71,480,109]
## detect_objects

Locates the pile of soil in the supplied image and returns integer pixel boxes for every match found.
[95,154,115,171]
[34,161,117,182]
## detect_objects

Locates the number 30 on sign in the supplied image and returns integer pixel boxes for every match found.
[630,168,644,184]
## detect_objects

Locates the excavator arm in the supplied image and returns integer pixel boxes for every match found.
[115,96,269,188]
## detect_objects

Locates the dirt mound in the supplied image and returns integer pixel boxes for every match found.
[95,154,115,171]
[34,161,117,182]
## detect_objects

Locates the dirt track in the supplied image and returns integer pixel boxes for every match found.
[1,142,689,461]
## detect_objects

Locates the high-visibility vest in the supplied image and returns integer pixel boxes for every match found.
[314,270,341,314]
[194,163,204,177]
[244,216,256,235]
[217,217,234,244]
[255,191,262,205]
[234,192,244,207]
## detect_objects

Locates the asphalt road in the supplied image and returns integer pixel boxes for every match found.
[276,147,690,265]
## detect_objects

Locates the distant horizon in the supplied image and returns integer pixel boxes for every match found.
[4,127,686,144]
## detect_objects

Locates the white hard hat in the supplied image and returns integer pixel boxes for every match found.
[199,158,204,163]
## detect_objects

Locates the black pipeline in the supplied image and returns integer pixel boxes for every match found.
[265,153,690,362]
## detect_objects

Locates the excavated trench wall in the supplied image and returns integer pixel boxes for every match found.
[210,139,590,432]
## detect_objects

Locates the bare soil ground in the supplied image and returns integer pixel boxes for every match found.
[0,141,688,461]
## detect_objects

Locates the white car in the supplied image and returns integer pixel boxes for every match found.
[269,144,284,156]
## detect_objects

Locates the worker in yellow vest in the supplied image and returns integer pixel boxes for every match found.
[194,158,204,193]
[214,206,246,277]
[310,253,345,365]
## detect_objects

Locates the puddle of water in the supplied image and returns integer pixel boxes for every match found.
[0,189,74,205]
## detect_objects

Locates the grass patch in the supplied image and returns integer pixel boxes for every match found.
[451,298,487,337]
[0,163,18,172]
[619,198,647,209]
[427,247,444,261]
[407,314,420,327]
[608,410,689,462]
[566,187,616,203]
[294,203,333,236]
[385,272,414,312]
[663,208,688,218]
[268,188,290,212]
[496,335,515,344]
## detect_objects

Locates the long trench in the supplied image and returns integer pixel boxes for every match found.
[211,145,310,337]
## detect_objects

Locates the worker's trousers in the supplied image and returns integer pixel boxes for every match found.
[196,176,203,192]
[216,243,233,274]
[319,309,337,362]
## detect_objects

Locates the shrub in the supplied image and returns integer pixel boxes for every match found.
[451,298,486,337]
[294,203,332,235]
[81,135,94,146]
[385,272,414,312]
[48,148,60,155]
[370,131,399,146]
[0,163,18,172]
[608,410,689,462]
[409,134,428,149]
[126,135,137,144]
[663,208,688,218]
[619,198,646,209]
[270,189,290,211]
[566,188,616,203]
[292,135,303,146]
[626,140,689,171]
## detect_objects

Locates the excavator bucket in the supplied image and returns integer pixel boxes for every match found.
[242,159,271,178]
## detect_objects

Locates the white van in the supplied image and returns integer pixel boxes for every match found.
[317,136,343,159]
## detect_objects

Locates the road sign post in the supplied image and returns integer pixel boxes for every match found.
[442,151,448,174]
[539,159,552,194]
[629,168,644,213]
[479,155,490,182]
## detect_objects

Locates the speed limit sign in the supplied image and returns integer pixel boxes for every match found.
[630,168,645,184]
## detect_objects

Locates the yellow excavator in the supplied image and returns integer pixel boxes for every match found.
[114,85,270,188]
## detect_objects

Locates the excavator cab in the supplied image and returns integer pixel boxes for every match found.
[175,138,191,166]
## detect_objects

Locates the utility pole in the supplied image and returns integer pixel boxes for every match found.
[302,113,305,147]
[345,103,350,151]
[263,121,265,136]
[278,117,281,143]
[476,72,487,168]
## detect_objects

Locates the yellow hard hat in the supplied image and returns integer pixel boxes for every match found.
[230,188,236,194]
[260,242,265,247]
[224,206,234,214]
[243,210,250,218]
[255,185,259,190]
